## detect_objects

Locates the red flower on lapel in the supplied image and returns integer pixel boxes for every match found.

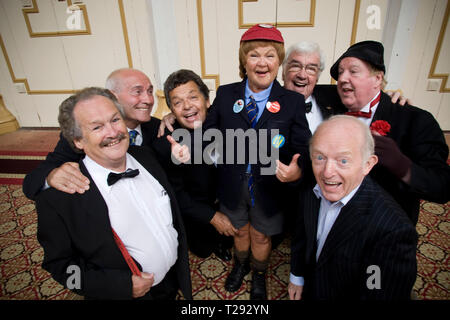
[370,120,391,136]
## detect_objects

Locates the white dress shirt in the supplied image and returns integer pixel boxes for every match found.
[83,153,178,286]
[305,95,324,134]
[290,183,361,287]
[353,92,380,126]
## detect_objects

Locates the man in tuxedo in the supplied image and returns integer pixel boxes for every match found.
[152,69,233,261]
[289,115,417,300]
[282,41,346,134]
[23,68,161,200]
[36,87,191,300]
[329,40,450,224]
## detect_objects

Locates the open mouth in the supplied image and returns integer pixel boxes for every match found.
[293,80,307,88]
[323,180,342,188]
[341,87,354,94]
[184,111,198,122]
[255,70,269,77]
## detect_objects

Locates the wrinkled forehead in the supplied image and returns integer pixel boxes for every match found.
[287,51,320,65]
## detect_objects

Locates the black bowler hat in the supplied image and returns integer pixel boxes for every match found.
[330,40,385,80]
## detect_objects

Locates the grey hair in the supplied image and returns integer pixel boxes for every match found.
[283,41,326,74]
[58,87,125,153]
[310,115,375,163]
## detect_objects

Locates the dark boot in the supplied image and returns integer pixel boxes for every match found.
[225,256,250,292]
[249,255,268,300]
[250,270,267,300]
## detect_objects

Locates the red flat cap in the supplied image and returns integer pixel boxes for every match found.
[240,24,284,43]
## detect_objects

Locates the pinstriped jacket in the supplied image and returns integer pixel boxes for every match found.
[291,176,417,300]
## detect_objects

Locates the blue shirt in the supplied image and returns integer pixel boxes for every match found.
[245,80,273,173]
[244,79,273,123]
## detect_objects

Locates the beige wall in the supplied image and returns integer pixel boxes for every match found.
[0,0,448,130]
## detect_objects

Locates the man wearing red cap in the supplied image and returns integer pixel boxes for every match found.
[202,24,311,299]
[328,40,450,225]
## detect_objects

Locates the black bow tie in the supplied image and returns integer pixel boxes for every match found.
[305,102,312,113]
[107,169,140,186]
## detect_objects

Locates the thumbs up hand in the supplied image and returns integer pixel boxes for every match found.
[167,135,191,164]
[276,154,301,183]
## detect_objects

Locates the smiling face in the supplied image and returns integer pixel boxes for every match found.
[337,57,382,112]
[168,81,210,130]
[283,51,320,99]
[311,117,377,202]
[73,95,129,171]
[244,45,281,93]
[111,70,154,129]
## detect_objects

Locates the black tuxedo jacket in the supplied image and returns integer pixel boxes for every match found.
[370,92,450,224]
[152,123,217,224]
[291,176,417,300]
[307,87,449,224]
[23,118,161,200]
[203,79,311,215]
[313,84,347,120]
[36,146,192,300]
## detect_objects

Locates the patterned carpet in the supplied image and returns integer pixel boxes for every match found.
[0,182,448,300]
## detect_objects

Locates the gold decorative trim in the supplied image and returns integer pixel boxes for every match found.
[118,0,133,68]
[196,0,220,90]
[428,0,450,93]
[238,0,316,28]
[0,34,76,95]
[0,94,20,135]
[23,0,91,37]
[350,0,361,45]
[0,0,133,94]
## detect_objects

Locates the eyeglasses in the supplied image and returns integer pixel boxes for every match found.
[287,63,320,76]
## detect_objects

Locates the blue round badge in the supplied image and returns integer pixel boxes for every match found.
[272,134,285,149]
[233,99,244,113]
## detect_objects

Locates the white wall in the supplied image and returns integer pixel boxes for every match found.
[0,0,448,129]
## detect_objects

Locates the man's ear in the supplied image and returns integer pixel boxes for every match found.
[206,99,211,109]
[363,154,378,176]
[373,72,383,88]
[73,138,84,151]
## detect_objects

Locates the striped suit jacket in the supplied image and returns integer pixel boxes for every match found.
[291,176,417,300]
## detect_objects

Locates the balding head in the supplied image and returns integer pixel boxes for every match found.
[310,115,378,202]
[104,68,154,129]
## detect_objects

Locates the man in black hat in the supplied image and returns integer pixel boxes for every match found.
[329,40,450,225]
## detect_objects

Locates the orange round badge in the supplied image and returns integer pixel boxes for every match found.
[266,101,280,113]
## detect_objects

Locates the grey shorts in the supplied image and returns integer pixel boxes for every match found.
[219,176,284,236]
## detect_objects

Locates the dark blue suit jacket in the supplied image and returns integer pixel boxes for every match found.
[291,176,417,300]
[203,79,311,217]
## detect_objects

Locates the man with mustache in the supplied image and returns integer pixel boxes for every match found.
[35,87,192,300]
[23,68,160,200]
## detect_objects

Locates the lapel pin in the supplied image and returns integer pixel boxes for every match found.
[272,134,285,149]
[266,101,280,113]
[233,99,244,113]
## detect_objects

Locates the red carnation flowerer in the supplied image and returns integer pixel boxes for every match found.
[370,120,391,136]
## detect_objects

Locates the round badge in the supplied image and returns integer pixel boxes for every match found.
[233,99,244,113]
[272,134,285,149]
[266,101,280,113]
